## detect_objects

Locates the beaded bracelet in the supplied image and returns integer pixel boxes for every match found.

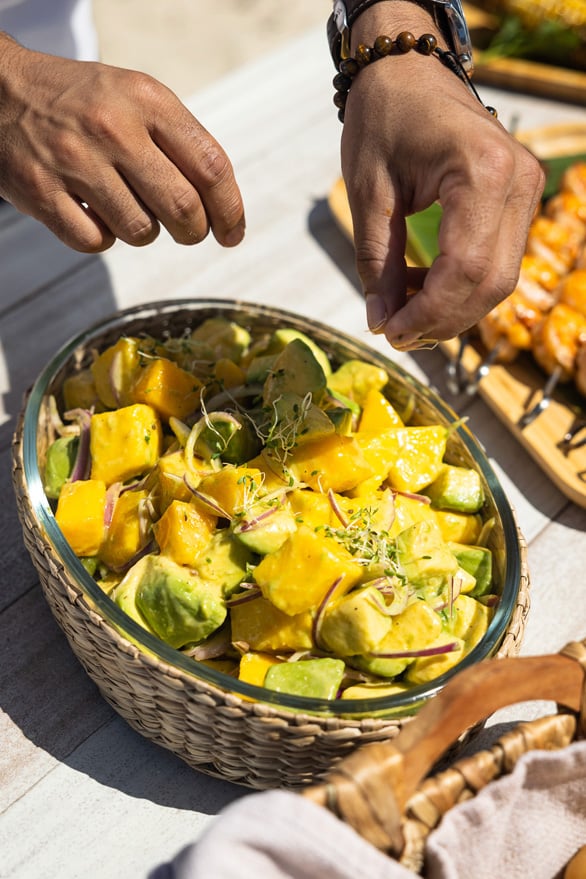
[333,31,497,123]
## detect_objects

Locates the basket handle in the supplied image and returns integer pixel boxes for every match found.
[303,640,586,854]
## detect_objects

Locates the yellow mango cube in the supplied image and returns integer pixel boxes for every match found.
[288,488,334,529]
[131,357,202,421]
[358,389,404,432]
[153,500,216,566]
[447,594,493,651]
[404,636,466,685]
[356,426,447,494]
[55,479,106,557]
[388,494,438,538]
[197,466,263,518]
[434,509,483,545]
[91,336,142,409]
[155,450,194,513]
[62,368,102,412]
[214,358,246,388]
[288,434,373,493]
[230,595,314,652]
[253,524,362,615]
[100,488,149,570]
[90,404,162,486]
[238,652,282,686]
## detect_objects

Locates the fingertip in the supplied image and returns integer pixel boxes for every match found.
[221,220,246,248]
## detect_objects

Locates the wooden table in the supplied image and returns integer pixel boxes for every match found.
[1,25,585,878]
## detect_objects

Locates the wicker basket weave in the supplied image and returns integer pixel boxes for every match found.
[303,639,586,875]
[11,301,532,790]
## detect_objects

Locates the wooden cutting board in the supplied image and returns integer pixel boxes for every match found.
[327,123,586,508]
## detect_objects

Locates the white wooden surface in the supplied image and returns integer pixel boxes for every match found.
[1,26,586,879]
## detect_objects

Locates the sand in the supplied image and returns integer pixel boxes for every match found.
[92,0,332,99]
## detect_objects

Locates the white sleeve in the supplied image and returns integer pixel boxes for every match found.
[0,0,99,60]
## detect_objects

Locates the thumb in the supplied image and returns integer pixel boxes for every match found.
[346,175,409,334]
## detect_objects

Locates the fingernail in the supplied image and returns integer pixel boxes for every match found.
[365,292,387,333]
[224,222,246,247]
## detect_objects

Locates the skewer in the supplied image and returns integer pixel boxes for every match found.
[558,419,586,453]
[463,342,506,397]
[518,365,563,429]
[444,335,470,395]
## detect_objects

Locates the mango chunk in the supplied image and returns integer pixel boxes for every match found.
[100,488,149,570]
[230,595,314,652]
[62,368,102,412]
[238,652,282,687]
[359,389,404,432]
[356,426,447,494]
[253,523,362,615]
[90,404,162,486]
[153,500,216,566]
[197,466,264,518]
[131,357,203,421]
[155,449,194,513]
[55,478,106,557]
[91,336,142,409]
[288,434,373,493]
[434,509,483,545]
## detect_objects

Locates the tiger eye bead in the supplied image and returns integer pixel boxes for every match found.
[373,34,394,57]
[355,43,373,66]
[396,31,416,53]
[339,57,360,77]
[333,72,352,92]
[333,90,347,110]
[416,33,438,55]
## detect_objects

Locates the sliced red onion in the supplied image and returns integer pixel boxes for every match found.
[183,627,231,660]
[327,489,349,527]
[103,482,122,528]
[311,575,343,651]
[368,641,460,660]
[111,539,156,574]
[480,594,500,607]
[203,383,263,413]
[226,587,262,607]
[236,503,281,533]
[188,487,230,519]
[364,591,395,617]
[66,409,92,482]
[394,489,432,505]
[108,348,124,407]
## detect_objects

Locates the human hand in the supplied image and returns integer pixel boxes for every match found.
[0,34,245,252]
[339,4,544,349]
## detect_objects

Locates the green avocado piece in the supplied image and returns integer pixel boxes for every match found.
[120,553,227,649]
[396,520,459,585]
[44,435,79,499]
[327,359,388,407]
[424,465,485,513]
[190,317,251,362]
[264,657,345,699]
[263,339,327,406]
[449,543,493,596]
[267,328,331,377]
[319,585,392,656]
[245,353,278,384]
[195,415,261,465]
[110,556,158,634]
[233,505,297,555]
[192,531,253,597]
[266,391,335,448]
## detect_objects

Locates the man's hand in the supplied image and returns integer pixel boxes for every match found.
[0,34,245,252]
[340,4,544,348]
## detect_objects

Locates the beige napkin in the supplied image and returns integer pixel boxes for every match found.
[150,740,586,879]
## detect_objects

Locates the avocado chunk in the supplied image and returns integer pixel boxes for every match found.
[327,359,388,407]
[263,339,327,406]
[233,504,297,555]
[449,543,493,596]
[319,585,392,656]
[267,328,331,378]
[396,520,459,585]
[44,435,79,499]
[190,317,251,361]
[424,465,485,513]
[195,414,261,465]
[192,531,253,598]
[264,657,345,699]
[264,391,335,449]
[115,553,227,649]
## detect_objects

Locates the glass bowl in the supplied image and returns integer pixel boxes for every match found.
[13,299,529,788]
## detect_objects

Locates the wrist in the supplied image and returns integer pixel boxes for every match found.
[351,2,446,50]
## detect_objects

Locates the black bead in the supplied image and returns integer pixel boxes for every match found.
[333,90,347,110]
[355,44,373,66]
[339,57,359,77]
[396,31,416,53]
[338,108,345,123]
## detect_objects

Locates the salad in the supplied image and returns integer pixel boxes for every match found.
[42,317,498,701]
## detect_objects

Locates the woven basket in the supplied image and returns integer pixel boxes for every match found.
[11,300,531,790]
[303,639,586,875]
